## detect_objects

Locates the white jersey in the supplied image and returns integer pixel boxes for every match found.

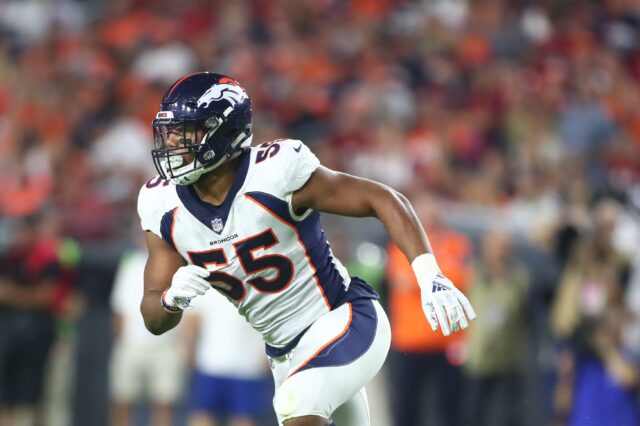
[138,139,377,351]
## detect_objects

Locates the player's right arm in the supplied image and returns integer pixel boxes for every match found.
[140,231,186,335]
[138,179,212,335]
[141,231,212,335]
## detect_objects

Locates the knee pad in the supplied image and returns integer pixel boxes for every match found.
[274,378,302,418]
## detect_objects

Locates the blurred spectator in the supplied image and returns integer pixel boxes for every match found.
[385,193,472,426]
[0,214,72,426]
[613,185,640,361]
[551,198,638,426]
[463,230,529,426]
[183,292,273,426]
[70,234,136,426]
[109,239,186,426]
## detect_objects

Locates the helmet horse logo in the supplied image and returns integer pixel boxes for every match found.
[197,82,248,109]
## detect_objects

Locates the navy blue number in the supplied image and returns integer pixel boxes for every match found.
[256,142,281,163]
[234,229,294,293]
[145,176,170,188]
[188,249,246,301]
[188,229,294,299]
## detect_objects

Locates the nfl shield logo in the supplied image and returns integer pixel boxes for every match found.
[211,218,224,234]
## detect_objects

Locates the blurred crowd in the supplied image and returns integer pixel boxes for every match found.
[0,0,639,425]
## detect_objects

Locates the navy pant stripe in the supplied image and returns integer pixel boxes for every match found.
[290,298,378,377]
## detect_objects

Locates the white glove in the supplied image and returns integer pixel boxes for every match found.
[412,253,476,336]
[161,265,211,313]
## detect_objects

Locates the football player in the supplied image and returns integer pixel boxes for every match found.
[138,72,476,426]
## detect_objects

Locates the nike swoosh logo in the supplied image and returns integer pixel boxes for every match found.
[293,144,302,153]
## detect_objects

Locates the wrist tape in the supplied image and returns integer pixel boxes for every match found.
[161,287,183,314]
[411,253,441,286]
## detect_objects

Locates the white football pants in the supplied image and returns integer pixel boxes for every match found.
[268,298,391,425]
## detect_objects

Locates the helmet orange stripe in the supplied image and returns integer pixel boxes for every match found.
[166,71,205,99]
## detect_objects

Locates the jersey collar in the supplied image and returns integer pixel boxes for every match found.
[175,148,251,233]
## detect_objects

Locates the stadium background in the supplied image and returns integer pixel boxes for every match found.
[1,0,639,425]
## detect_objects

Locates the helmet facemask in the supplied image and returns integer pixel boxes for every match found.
[151,113,251,185]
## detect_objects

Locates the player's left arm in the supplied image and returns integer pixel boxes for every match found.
[294,167,430,260]
[292,166,476,335]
